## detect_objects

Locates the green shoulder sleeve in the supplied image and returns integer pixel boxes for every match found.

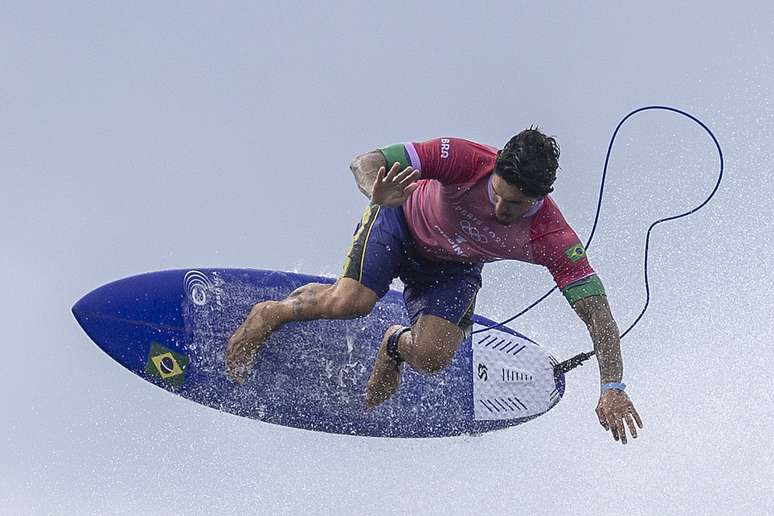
[380,143,411,169]
[562,275,606,305]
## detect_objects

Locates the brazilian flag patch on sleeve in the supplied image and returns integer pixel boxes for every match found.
[145,342,189,389]
[564,243,587,262]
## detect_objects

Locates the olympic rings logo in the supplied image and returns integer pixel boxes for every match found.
[460,220,488,243]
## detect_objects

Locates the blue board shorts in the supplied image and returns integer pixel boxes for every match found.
[341,205,483,335]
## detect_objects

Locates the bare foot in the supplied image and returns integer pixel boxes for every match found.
[226,302,276,384]
[365,325,405,408]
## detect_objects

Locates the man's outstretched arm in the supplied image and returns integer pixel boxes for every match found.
[571,294,623,385]
[571,290,643,444]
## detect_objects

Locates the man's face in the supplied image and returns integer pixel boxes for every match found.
[491,174,541,225]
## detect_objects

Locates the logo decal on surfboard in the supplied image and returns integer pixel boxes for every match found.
[184,270,213,306]
[145,342,189,389]
[477,363,488,381]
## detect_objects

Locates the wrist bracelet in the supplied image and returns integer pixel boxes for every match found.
[601,382,626,393]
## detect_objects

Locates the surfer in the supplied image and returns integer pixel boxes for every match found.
[227,129,643,444]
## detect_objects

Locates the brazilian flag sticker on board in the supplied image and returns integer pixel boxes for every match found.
[565,243,587,262]
[145,342,189,389]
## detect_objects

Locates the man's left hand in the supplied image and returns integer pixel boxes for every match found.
[596,389,643,444]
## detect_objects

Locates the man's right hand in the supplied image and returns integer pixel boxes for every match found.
[596,389,643,444]
[370,162,420,207]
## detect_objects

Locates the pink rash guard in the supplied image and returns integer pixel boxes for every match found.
[394,137,597,290]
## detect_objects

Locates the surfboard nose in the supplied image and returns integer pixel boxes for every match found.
[71,292,91,331]
[71,280,129,334]
[72,287,111,342]
[72,283,109,316]
[71,270,189,341]
[71,271,194,389]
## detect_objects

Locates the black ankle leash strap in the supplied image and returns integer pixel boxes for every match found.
[386,327,411,366]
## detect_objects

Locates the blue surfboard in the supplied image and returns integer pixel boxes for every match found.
[72,269,565,438]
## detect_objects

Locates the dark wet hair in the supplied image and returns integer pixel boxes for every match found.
[494,126,560,197]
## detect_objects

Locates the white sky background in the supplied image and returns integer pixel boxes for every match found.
[2,1,773,514]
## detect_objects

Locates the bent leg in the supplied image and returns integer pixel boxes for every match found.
[397,257,481,373]
[226,278,377,383]
[396,314,464,374]
[366,315,465,408]
[264,277,379,328]
[366,255,481,406]
[228,205,408,384]
[365,315,465,407]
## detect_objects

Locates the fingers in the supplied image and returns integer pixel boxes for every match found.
[384,163,418,184]
[373,165,420,206]
[618,401,643,444]
[606,409,641,444]
[603,409,625,443]
[598,393,643,444]
[396,167,419,184]
[604,407,620,442]
[384,162,401,181]
[624,413,638,439]
[631,406,644,429]
[616,418,628,444]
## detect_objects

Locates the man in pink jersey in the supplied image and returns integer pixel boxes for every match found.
[226,128,643,444]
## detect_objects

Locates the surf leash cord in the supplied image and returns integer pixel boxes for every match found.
[472,106,725,376]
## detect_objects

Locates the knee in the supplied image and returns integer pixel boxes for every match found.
[410,341,455,374]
